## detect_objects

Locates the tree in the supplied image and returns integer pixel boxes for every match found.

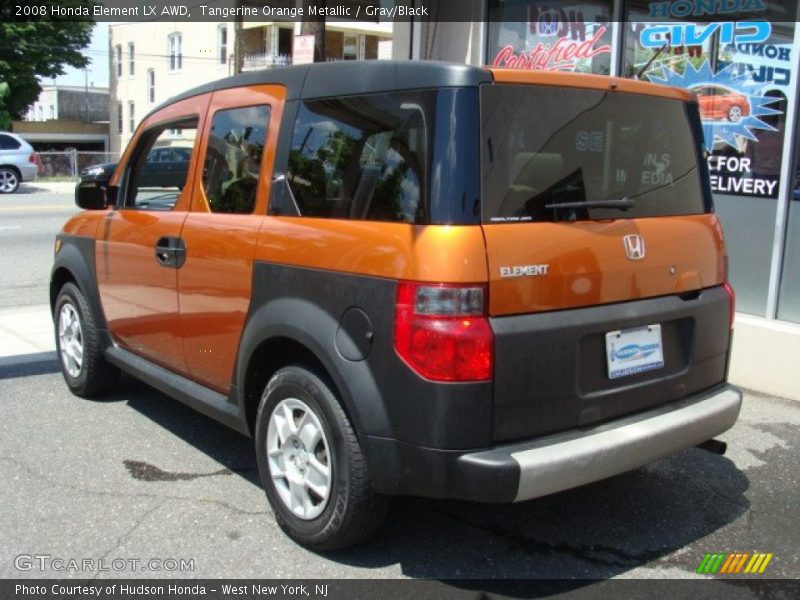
[0,9,94,122]
[0,82,11,130]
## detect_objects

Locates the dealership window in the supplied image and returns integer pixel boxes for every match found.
[487,0,613,74]
[169,33,182,72]
[115,45,122,78]
[218,25,228,65]
[777,79,800,323]
[116,102,122,134]
[128,42,135,76]
[128,101,135,133]
[147,69,155,103]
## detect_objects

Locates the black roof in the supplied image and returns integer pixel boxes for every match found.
[147,60,492,119]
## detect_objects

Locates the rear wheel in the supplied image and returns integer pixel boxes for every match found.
[0,167,19,193]
[55,283,119,397]
[255,365,387,550]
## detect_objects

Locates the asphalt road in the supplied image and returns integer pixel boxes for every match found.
[1,368,798,582]
[0,183,79,308]
[0,183,798,586]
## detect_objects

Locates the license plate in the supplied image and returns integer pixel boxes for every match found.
[606,325,664,380]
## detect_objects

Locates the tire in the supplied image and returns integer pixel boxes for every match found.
[727,105,743,123]
[0,167,20,193]
[255,365,388,550]
[55,282,119,398]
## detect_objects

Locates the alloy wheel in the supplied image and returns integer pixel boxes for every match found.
[266,397,332,520]
[58,303,84,378]
[0,169,18,193]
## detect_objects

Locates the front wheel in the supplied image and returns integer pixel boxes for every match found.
[255,366,387,550]
[55,282,119,397]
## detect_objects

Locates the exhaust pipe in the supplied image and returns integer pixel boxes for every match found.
[696,439,727,455]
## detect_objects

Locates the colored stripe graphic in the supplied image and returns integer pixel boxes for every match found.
[734,553,750,573]
[745,553,774,574]
[698,552,773,574]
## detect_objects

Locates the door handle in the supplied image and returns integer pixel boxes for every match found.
[154,236,186,269]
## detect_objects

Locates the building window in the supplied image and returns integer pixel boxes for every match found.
[115,44,122,77]
[218,25,228,65]
[116,102,123,133]
[343,34,358,60]
[168,33,182,72]
[128,42,135,76]
[49,105,54,120]
[147,69,155,103]
[37,106,43,121]
[128,101,135,133]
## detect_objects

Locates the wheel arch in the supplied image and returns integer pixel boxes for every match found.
[0,164,22,178]
[50,235,109,339]
[235,298,391,440]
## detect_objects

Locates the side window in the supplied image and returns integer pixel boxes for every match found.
[124,117,198,211]
[202,105,270,214]
[0,134,21,150]
[286,91,429,223]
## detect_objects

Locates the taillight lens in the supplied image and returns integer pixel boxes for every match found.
[28,153,37,164]
[394,282,493,382]
[723,282,735,329]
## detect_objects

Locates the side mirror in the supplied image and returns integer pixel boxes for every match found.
[75,182,117,210]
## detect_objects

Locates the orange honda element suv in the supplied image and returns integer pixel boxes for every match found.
[52,61,741,550]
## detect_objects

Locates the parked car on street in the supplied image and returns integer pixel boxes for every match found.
[52,61,741,550]
[0,132,38,193]
[80,146,191,189]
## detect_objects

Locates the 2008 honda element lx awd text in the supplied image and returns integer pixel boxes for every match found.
[52,61,741,549]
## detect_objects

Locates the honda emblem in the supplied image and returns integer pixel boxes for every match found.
[623,234,646,260]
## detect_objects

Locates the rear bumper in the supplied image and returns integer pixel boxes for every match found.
[362,384,741,502]
[18,164,38,181]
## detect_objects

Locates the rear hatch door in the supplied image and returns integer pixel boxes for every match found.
[480,77,731,442]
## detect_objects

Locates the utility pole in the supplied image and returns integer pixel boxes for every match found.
[83,67,90,123]
[301,0,326,62]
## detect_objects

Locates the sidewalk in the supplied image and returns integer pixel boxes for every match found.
[20,180,78,195]
[0,304,55,366]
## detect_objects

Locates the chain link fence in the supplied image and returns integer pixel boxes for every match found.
[35,151,120,180]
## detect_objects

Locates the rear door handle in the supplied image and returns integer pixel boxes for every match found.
[154,236,186,269]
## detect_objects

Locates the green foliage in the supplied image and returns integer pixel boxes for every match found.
[0,81,11,130]
[0,2,95,120]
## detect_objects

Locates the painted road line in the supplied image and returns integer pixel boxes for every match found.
[0,204,74,211]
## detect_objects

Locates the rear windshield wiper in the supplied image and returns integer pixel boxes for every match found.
[544,197,635,211]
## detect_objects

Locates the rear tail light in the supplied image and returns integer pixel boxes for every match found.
[394,282,493,382]
[28,153,37,163]
[723,282,735,330]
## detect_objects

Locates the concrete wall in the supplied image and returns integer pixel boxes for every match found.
[56,89,109,123]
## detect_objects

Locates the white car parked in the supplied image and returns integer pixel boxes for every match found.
[0,132,38,193]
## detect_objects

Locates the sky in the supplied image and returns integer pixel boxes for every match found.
[53,22,110,88]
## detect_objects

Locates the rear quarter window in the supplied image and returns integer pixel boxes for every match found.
[279,88,481,225]
[481,84,711,223]
[0,134,21,150]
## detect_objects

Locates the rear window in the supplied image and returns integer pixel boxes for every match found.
[480,84,710,223]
